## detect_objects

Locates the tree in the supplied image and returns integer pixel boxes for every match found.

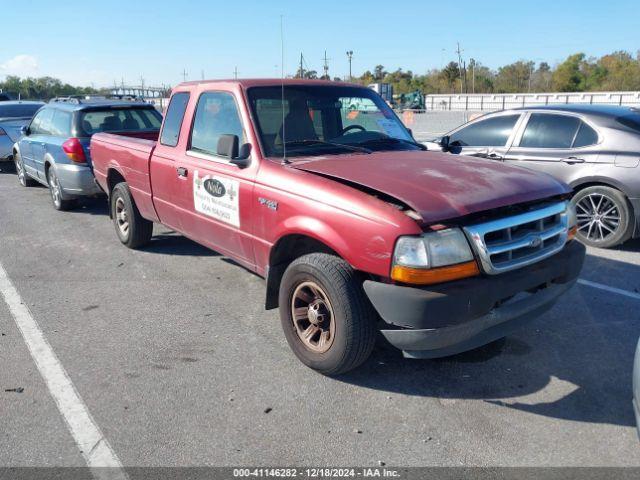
[373,65,386,81]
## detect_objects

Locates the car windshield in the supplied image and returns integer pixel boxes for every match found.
[247,85,419,159]
[79,107,162,136]
[0,103,42,119]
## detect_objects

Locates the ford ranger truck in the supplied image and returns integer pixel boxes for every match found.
[90,80,585,375]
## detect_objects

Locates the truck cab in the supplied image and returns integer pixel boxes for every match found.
[90,80,585,375]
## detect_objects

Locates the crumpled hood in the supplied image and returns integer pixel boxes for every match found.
[0,118,29,142]
[291,150,570,224]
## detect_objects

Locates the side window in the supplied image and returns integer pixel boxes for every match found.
[520,114,580,149]
[573,122,599,148]
[190,92,244,156]
[160,92,190,147]
[50,110,72,137]
[449,115,520,147]
[30,109,54,135]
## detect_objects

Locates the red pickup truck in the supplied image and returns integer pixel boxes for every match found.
[91,79,585,375]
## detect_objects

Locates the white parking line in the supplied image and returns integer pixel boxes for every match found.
[0,262,128,480]
[578,278,640,301]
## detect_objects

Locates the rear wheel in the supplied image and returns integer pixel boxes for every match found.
[279,253,376,375]
[110,182,153,249]
[46,167,76,211]
[572,186,633,248]
[14,151,36,187]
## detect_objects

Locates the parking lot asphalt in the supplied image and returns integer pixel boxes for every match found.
[1,165,639,468]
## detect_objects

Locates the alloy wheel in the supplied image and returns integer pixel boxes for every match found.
[49,170,62,208]
[575,193,621,243]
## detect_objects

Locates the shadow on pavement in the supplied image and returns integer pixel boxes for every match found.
[142,234,220,257]
[338,253,640,428]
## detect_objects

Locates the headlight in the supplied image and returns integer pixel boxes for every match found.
[391,228,479,285]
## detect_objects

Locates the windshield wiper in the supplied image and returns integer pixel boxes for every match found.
[283,139,372,154]
[358,137,427,150]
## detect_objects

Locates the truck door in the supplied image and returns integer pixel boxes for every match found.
[171,90,257,268]
[504,112,601,184]
[149,92,191,232]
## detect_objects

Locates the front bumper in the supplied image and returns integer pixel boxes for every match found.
[364,241,585,359]
[56,163,101,196]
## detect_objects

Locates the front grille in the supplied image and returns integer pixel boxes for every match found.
[464,202,569,274]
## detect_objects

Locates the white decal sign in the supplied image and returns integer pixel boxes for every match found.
[193,170,240,227]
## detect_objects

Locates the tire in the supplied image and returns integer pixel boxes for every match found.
[14,151,36,187]
[46,166,76,211]
[278,253,376,375]
[571,185,633,248]
[110,182,153,249]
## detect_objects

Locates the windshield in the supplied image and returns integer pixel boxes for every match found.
[79,107,162,136]
[247,85,417,159]
[0,103,42,119]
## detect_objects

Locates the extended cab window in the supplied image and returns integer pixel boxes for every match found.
[520,114,581,149]
[190,92,244,156]
[449,114,520,147]
[160,92,190,146]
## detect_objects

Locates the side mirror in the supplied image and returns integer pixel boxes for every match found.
[217,134,239,158]
[217,134,251,168]
[20,125,30,136]
[439,135,450,151]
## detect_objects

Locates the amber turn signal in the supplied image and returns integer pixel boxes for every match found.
[568,225,578,241]
[391,260,480,285]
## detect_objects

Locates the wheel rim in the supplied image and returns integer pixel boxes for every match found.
[15,157,25,185]
[575,193,621,243]
[115,197,129,238]
[49,170,61,207]
[291,281,335,354]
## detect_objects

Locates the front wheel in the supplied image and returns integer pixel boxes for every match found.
[572,186,633,248]
[110,182,153,249]
[278,253,376,375]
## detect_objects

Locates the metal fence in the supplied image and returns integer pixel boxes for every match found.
[423,91,640,111]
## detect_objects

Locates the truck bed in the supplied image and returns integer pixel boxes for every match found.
[90,131,159,222]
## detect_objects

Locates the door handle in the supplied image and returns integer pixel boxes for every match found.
[562,157,585,164]
[177,167,188,177]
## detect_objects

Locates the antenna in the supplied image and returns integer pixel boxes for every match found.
[322,51,330,80]
[280,14,288,163]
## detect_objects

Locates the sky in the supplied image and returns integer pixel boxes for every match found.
[1,0,638,88]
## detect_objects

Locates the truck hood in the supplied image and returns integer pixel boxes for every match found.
[291,150,570,224]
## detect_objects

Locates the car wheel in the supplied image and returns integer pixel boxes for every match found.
[14,151,36,187]
[46,167,76,211]
[279,253,376,375]
[572,185,633,248]
[111,182,153,249]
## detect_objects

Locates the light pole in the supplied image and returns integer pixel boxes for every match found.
[346,50,353,81]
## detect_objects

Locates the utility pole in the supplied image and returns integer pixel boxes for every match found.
[181,69,188,82]
[233,66,239,79]
[528,62,534,93]
[201,70,205,80]
[322,51,329,80]
[140,75,145,98]
[455,42,465,94]
[346,50,353,81]
[470,58,475,94]
[298,52,304,78]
